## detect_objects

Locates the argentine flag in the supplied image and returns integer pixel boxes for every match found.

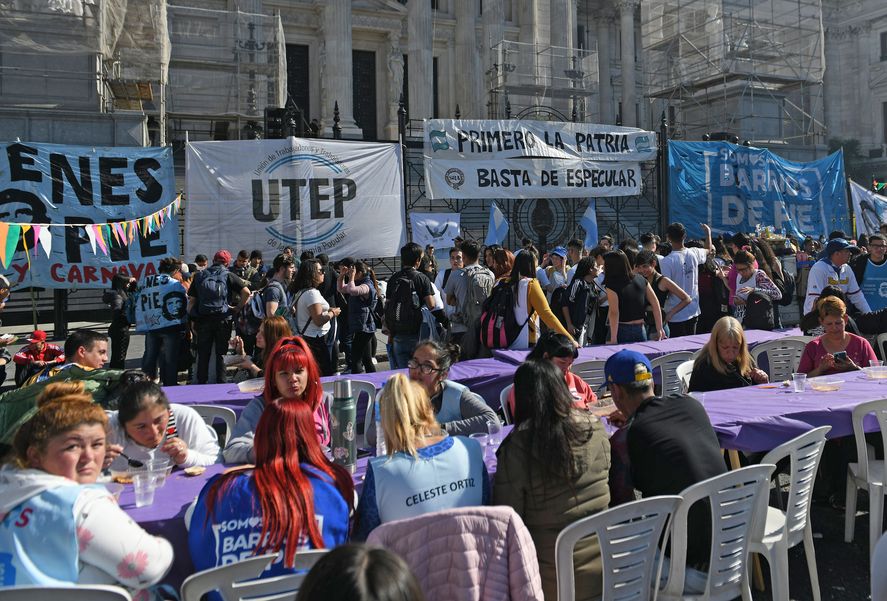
[579,201,598,249]
[484,203,509,246]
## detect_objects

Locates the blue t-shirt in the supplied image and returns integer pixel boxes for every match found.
[188,465,349,597]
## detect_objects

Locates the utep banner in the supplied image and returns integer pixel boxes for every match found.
[849,180,887,236]
[0,142,178,288]
[186,138,405,260]
[410,213,460,249]
[424,119,657,199]
[668,142,848,240]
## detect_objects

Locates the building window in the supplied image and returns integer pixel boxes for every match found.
[286,44,310,122]
[433,57,439,119]
[883,102,887,144]
[431,0,439,10]
[352,50,377,140]
[882,32,887,61]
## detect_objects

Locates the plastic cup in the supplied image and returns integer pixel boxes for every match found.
[147,459,170,488]
[792,373,806,393]
[469,433,489,447]
[871,360,885,368]
[692,393,706,405]
[487,421,502,446]
[133,472,156,507]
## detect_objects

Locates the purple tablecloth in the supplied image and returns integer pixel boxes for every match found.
[705,373,887,452]
[125,426,513,590]
[163,357,518,422]
[492,328,803,366]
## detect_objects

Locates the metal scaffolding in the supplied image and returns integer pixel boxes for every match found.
[641,0,826,151]
[487,39,598,120]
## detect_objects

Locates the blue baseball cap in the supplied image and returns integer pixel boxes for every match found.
[603,350,654,389]
[551,246,567,258]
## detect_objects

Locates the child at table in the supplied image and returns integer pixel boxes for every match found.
[187,398,352,598]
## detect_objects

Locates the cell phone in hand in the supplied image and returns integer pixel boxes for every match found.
[834,351,848,362]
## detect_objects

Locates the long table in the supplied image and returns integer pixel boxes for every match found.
[705,373,887,452]
[492,327,803,366]
[164,357,518,418]
[123,429,510,591]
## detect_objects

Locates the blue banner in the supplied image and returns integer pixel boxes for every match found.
[0,141,179,288]
[133,274,188,332]
[668,142,848,240]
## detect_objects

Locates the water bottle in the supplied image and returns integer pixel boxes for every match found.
[331,380,356,473]
[375,396,386,457]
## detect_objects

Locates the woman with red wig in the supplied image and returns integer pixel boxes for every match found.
[223,337,331,464]
[188,398,353,595]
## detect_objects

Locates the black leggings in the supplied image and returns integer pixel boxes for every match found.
[350,331,376,374]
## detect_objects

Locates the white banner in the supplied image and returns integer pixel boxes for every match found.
[410,213,461,249]
[424,119,655,199]
[850,179,887,236]
[185,138,405,260]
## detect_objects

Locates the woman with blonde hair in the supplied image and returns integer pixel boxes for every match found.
[1,382,172,593]
[354,373,489,539]
[688,316,769,392]
[798,296,877,377]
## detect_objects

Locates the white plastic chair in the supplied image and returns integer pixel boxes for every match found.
[749,426,830,601]
[191,404,237,447]
[872,531,887,601]
[750,339,807,382]
[499,383,514,425]
[659,464,776,601]
[180,550,327,601]
[322,379,377,447]
[876,332,887,361]
[572,359,607,391]
[676,360,695,394]
[555,495,682,601]
[845,398,887,558]
[651,351,695,396]
[0,585,132,601]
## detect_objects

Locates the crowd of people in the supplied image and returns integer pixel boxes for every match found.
[2,220,887,600]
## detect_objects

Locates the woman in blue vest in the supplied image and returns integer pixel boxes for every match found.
[188,398,353,594]
[354,373,489,539]
[0,382,173,594]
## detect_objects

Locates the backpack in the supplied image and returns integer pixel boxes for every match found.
[384,271,422,335]
[237,281,288,336]
[743,290,775,331]
[419,306,445,341]
[452,265,495,328]
[775,270,796,307]
[549,285,569,330]
[194,267,230,316]
[479,281,531,349]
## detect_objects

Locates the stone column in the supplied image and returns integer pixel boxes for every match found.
[596,10,613,124]
[482,0,505,118]
[618,0,638,127]
[455,0,481,117]
[549,0,573,116]
[321,0,361,137]
[385,31,405,139]
[407,0,434,120]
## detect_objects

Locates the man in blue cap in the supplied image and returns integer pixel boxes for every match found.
[803,238,871,315]
[605,349,725,577]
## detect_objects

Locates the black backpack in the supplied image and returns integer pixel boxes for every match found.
[479,281,531,349]
[384,272,421,335]
[775,270,796,307]
[743,291,775,331]
[194,267,230,316]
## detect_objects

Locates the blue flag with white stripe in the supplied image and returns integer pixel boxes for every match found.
[579,201,598,249]
[484,204,509,246]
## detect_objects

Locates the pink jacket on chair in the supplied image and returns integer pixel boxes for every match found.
[366,505,544,601]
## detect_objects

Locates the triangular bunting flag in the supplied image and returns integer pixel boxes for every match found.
[1,225,20,268]
[31,225,40,257]
[93,225,108,255]
[84,225,97,255]
[37,225,52,258]
[102,224,112,247]
[0,223,9,268]
[20,225,31,271]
